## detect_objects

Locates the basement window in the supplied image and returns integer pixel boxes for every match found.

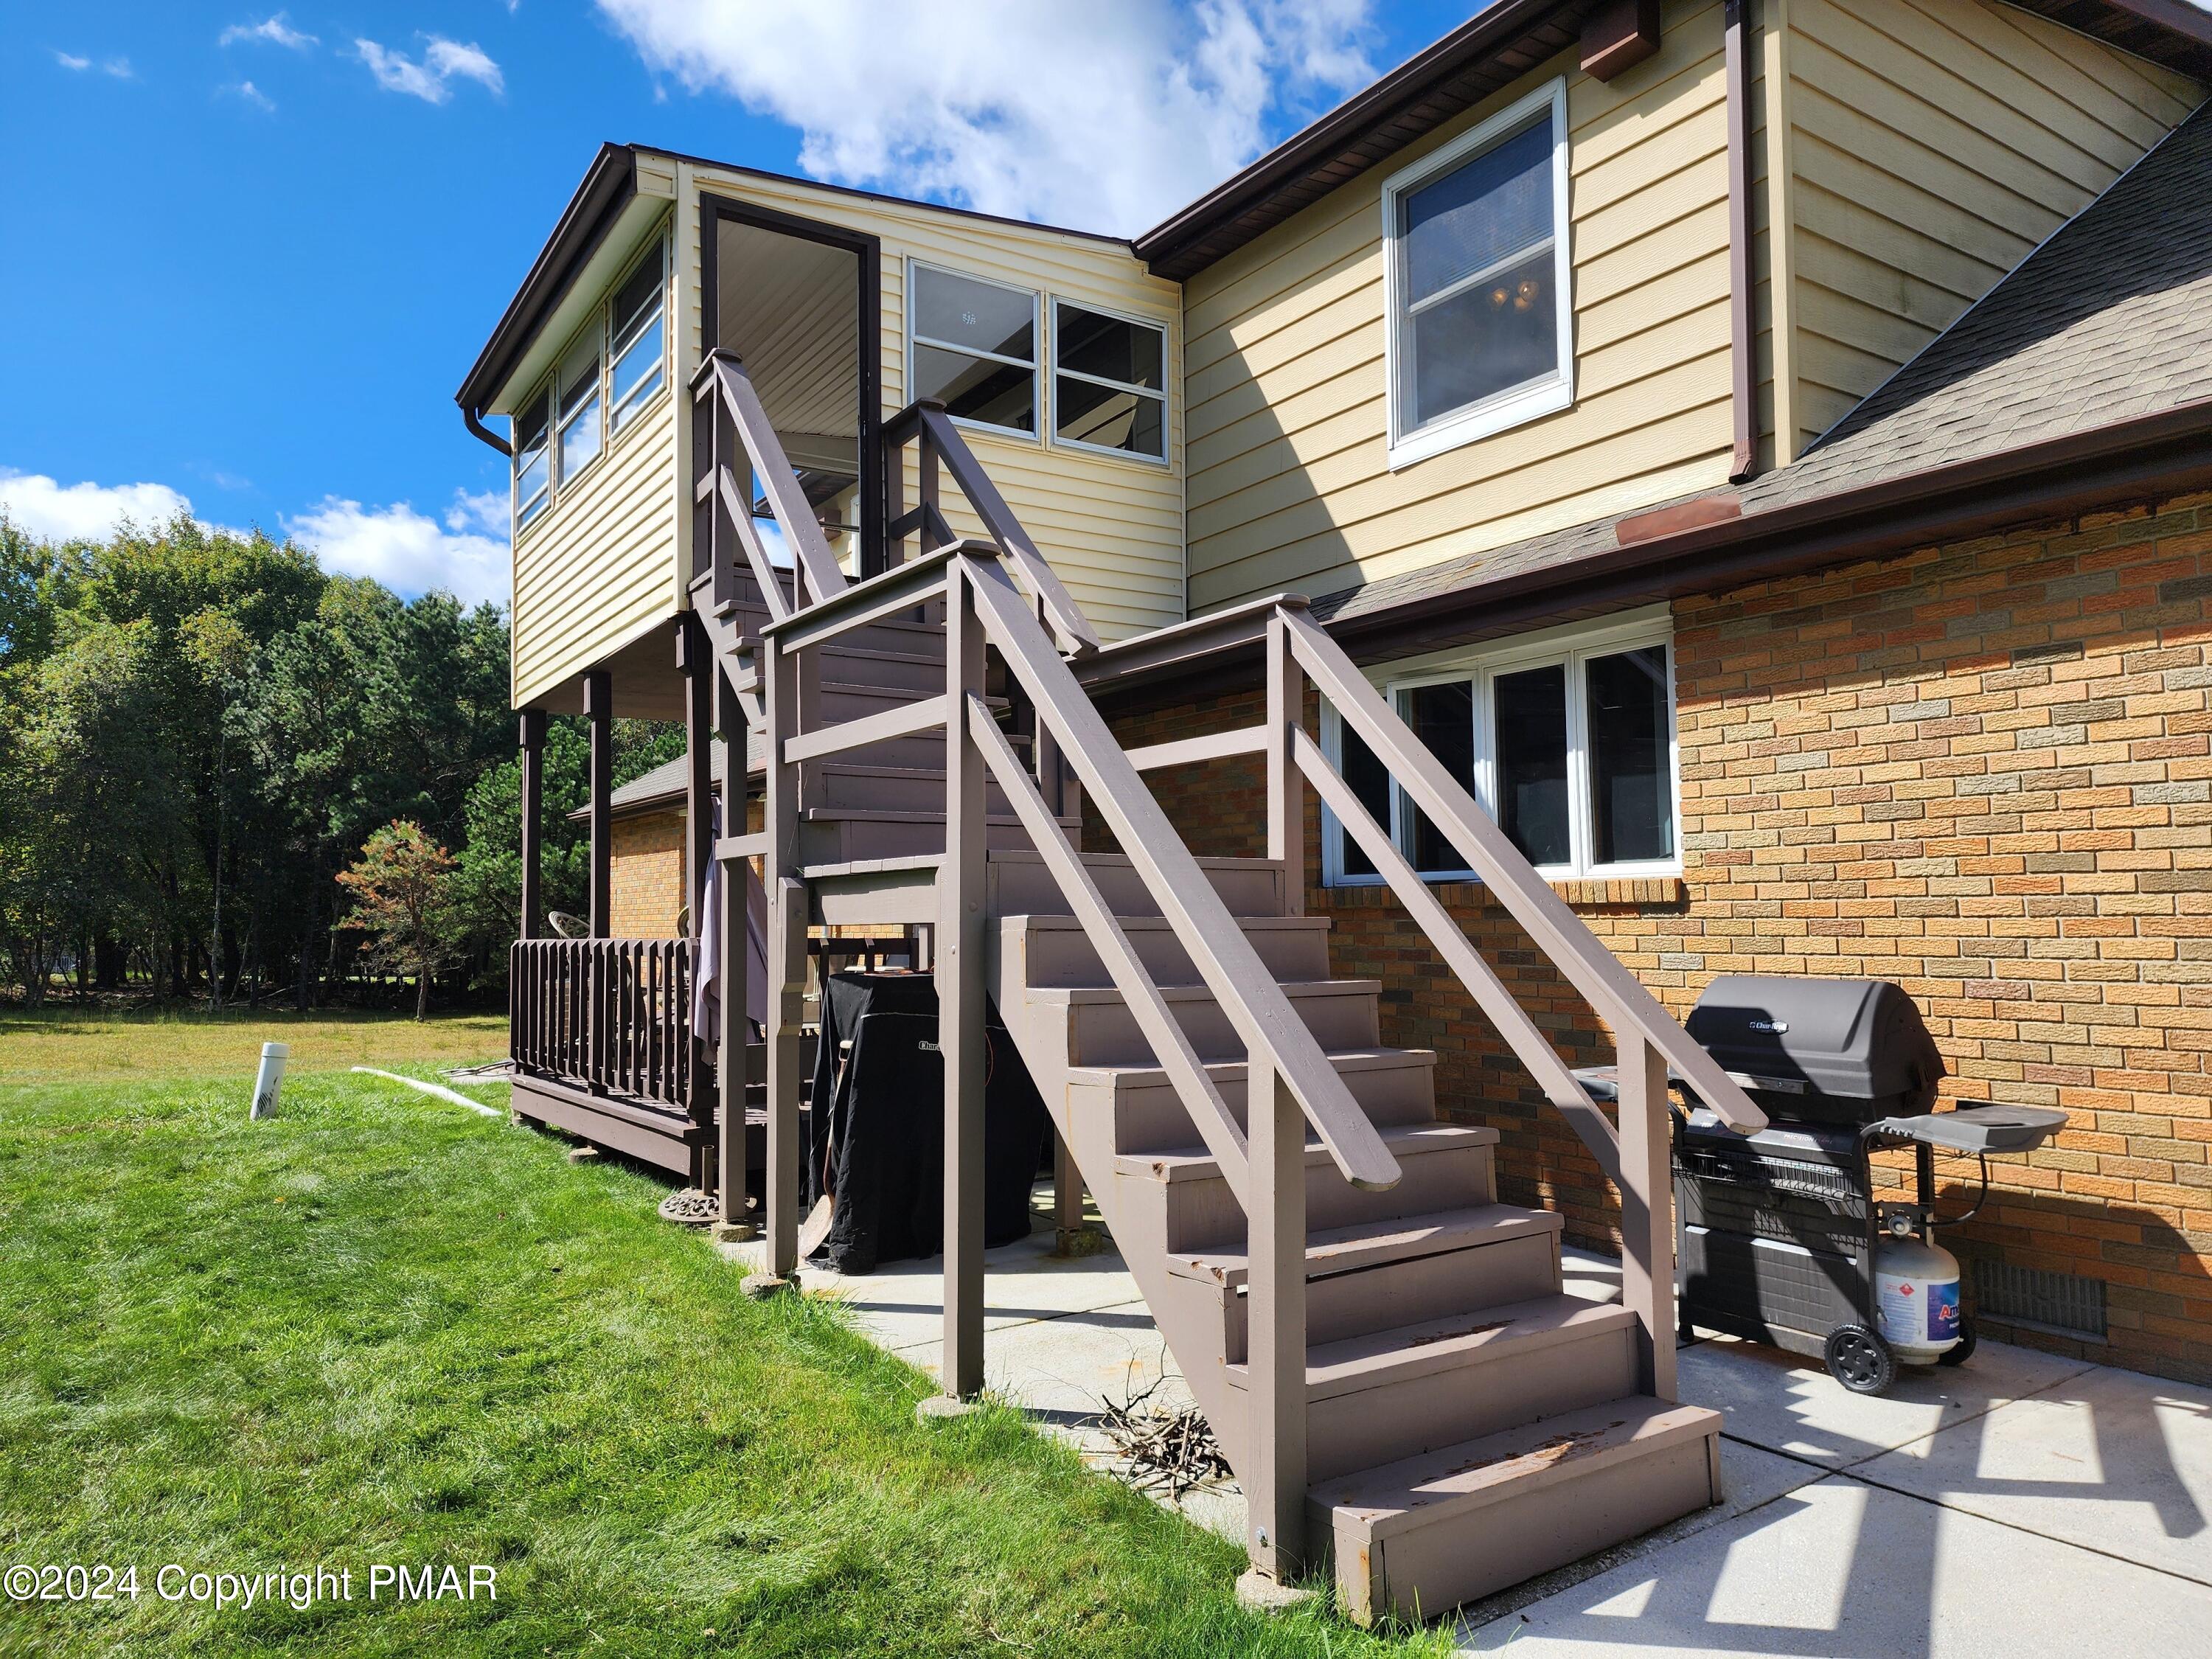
[1382,77,1573,469]
[1322,611,1679,886]
[1053,301,1167,462]
[910,262,1039,437]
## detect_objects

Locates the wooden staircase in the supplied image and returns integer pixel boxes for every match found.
[686,352,1770,1624]
[990,863,1722,1622]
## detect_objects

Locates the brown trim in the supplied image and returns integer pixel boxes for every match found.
[1616,490,1742,544]
[1327,400,2212,661]
[1722,0,1756,482]
[700,192,885,568]
[1133,0,1590,279]
[456,143,637,422]
[511,1073,702,1175]
[678,616,713,945]
[2003,0,2212,77]
[1580,0,1661,80]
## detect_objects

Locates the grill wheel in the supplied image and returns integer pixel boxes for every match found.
[1823,1323,1896,1395]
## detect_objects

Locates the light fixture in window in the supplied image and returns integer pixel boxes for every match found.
[911,263,1037,436]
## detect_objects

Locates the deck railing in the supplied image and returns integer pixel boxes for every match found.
[509,937,696,1113]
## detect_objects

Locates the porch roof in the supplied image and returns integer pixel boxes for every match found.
[1307,102,2212,661]
[566,741,728,823]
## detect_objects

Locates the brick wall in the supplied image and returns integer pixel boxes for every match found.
[1099,490,2212,1384]
[608,810,686,939]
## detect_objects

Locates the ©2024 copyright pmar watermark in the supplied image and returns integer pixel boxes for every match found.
[6,1562,498,1611]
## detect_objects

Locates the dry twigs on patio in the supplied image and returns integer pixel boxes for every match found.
[1098,1376,1233,1499]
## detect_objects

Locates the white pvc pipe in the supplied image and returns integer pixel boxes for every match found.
[349,1066,504,1118]
[251,1043,288,1119]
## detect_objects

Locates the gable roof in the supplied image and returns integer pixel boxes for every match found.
[1310,100,2212,653]
[568,742,728,822]
[1133,0,2212,283]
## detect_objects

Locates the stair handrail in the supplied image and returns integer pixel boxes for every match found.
[691,349,850,617]
[880,397,1103,660]
[953,552,1400,1193]
[1274,603,1767,1138]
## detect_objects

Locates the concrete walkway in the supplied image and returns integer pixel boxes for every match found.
[728,1192,2212,1655]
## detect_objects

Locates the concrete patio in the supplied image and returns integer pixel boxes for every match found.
[726,1192,2212,1655]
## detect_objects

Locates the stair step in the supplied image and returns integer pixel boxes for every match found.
[1007,912,1335,989]
[986,849,1287,919]
[1228,1294,1641,1482]
[1167,1202,1558,1289]
[1114,1123,1496,1252]
[1068,1047,1440,1153]
[1309,1397,1722,1624]
[1039,977,1382,1066]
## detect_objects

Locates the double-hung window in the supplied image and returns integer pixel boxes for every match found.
[1324,614,1678,884]
[1382,78,1573,468]
[910,262,1038,437]
[513,392,552,532]
[1053,301,1167,462]
[608,240,667,434]
[555,329,604,486]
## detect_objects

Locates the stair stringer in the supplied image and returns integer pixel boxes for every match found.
[984,935,1253,1481]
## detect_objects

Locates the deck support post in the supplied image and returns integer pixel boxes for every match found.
[1618,1032,1677,1401]
[1246,1060,1307,1582]
[678,618,717,1189]
[716,667,751,1230]
[583,668,613,939]
[518,709,546,940]
[754,627,804,1293]
[938,563,988,1402]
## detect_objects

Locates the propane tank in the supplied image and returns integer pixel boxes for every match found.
[1874,1233,1962,1363]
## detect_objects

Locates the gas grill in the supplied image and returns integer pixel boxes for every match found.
[1582,973,2067,1394]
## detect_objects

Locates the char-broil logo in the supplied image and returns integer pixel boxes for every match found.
[1747,1019,1789,1034]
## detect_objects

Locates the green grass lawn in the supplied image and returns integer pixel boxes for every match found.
[0,1010,1451,1657]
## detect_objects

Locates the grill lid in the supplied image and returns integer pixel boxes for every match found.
[1686,975,1944,1112]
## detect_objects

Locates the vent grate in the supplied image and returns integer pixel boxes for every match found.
[1973,1259,2107,1342]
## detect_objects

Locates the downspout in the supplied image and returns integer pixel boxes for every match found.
[464,406,512,458]
[1725,0,1756,481]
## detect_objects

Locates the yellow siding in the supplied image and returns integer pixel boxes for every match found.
[671,161,1186,641]
[510,384,681,709]
[1182,0,1735,614]
[1781,0,2200,456]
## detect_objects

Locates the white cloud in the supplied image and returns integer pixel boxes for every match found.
[355,35,504,103]
[226,80,276,112]
[594,0,1377,234]
[55,51,133,77]
[288,493,510,609]
[0,471,192,541]
[220,14,316,50]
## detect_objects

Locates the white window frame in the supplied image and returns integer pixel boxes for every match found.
[906,259,1041,443]
[1321,609,1681,887]
[1048,296,1170,467]
[1381,77,1575,471]
[608,234,669,435]
[512,380,553,538]
[510,226,671,539]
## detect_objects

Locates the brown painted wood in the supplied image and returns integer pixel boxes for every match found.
[1579,0,1659,80]
[939,568,989,1399]
[717,668,751,1225]
[583,668,613,939]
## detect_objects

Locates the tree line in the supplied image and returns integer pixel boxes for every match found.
[0,512,676,1009]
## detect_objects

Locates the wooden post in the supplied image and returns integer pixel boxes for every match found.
[1245,1060,1307,1583]
[1265,613,1304,916]
[583,668,613,939]
[1052,1131,1086,1251]
[717,669,751,1230]
[934,562,988,1408]
[518,709,546,940]
[679,619,717,1190]
[1618,1032,1677,1401]
[748,627,804,1295]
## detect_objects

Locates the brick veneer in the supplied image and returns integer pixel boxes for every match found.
[608,812,686,939]
[1096,491,2212,1385]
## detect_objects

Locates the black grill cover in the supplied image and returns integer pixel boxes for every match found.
[1686,975,1944,1125]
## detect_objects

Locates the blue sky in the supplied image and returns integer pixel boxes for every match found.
[0,1,1480,606]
